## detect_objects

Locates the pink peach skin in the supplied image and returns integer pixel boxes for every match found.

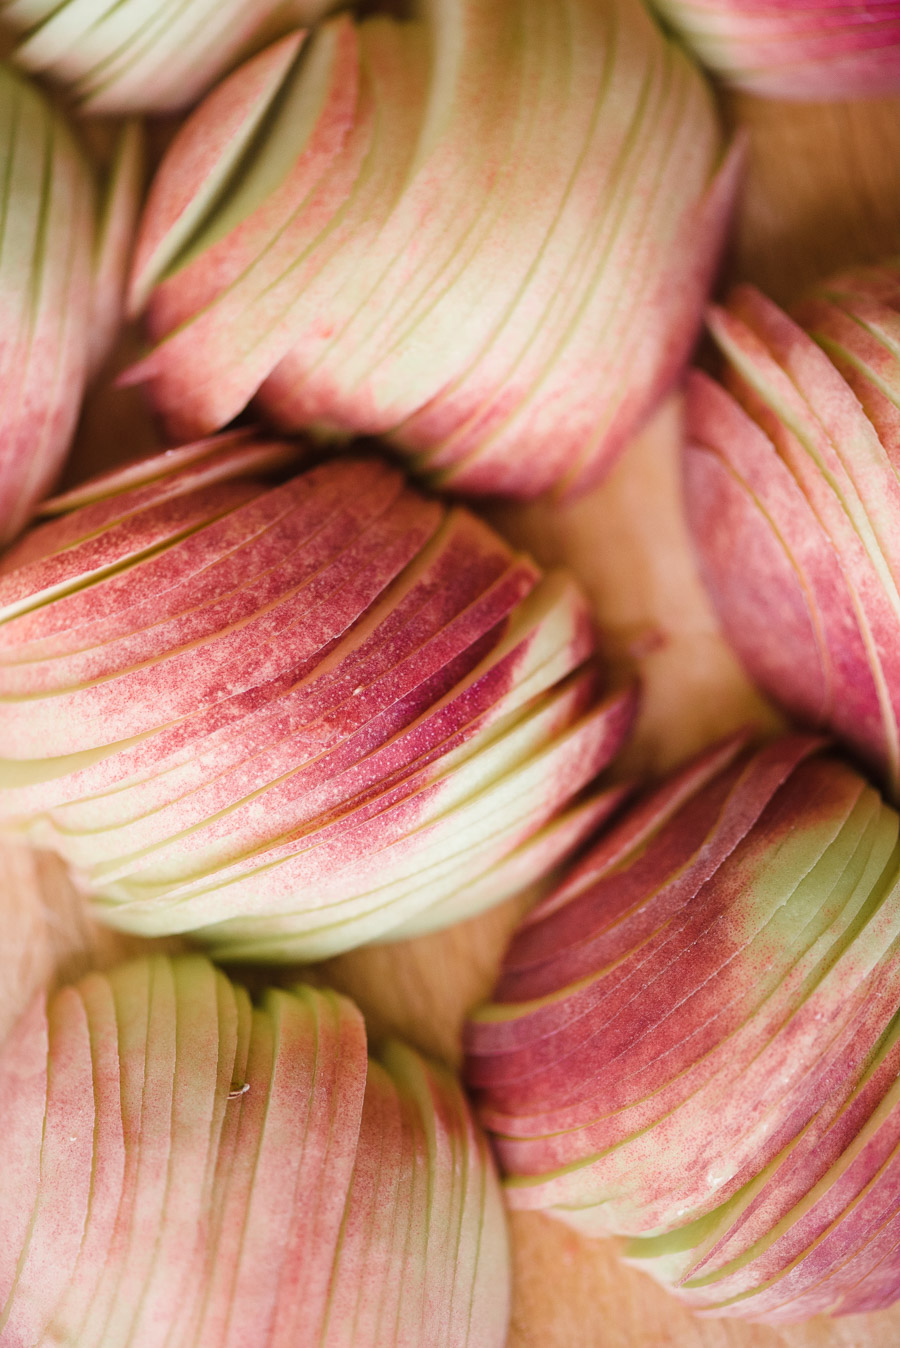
[651,0,900,100]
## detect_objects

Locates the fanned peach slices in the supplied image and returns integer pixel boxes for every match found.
[0,953,510,1346]
[466,734,900,1321]
[0,435,634,958]
[125,0,736,498]
[685,261,900,802]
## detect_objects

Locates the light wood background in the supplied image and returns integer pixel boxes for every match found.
[3,64,900,1348]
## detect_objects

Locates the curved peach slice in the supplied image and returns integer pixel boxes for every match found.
[49,972,126,1340]
[0,458,400,662]
[0,464,421,687]
[269,988,368,1344]
[0,478,443,755]
[88,118,145,378]
[795,285,900,460]
[0,986,95,1344]
[128,32,306,314]
[383,1043,461,1345]
[489,735,810,1005]
[125,958,234,1348]
[58,557,540,882]
[317,1057,402,1347]
[0,994,48,1316]
[0,64,94,545]
[91,956,179,1345]
[76,956,152,1344]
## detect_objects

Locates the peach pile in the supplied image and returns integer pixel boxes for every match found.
[2,0,900,1334]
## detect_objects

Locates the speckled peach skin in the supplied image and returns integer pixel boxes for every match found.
[0,436,634,959]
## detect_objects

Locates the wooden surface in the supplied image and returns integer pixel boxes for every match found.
[4,78,900,1348]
